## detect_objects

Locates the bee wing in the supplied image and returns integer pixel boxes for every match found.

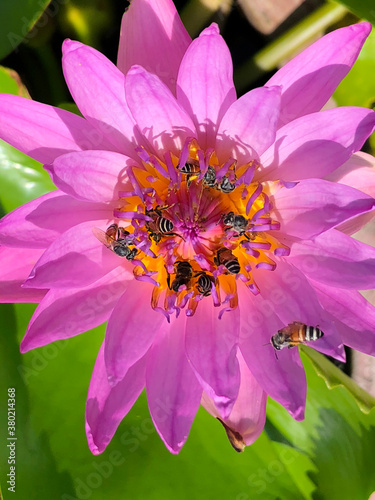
[92,227,111,247]
[281,323,296,335]
[291,321,305,327]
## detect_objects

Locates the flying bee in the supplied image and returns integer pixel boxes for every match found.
[194,271,215,296]
[214,247,240,275]
[222,212,250,239]
[167,260,193,292]
[145,205,180,243]
[271,321,324,351]
[93,224,137,260]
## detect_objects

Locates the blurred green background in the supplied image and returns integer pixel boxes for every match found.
[1,1,375,499]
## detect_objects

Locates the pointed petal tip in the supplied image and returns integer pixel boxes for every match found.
[62,38,81,55]
[86,429,103,456]
[165,443,182,455]
[19,340,30,354]
[355,21,372,37]
[200,23,220,37]
[291,405,305,422]
[127,64,145,76]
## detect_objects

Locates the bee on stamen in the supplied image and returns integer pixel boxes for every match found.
[222,212,251,240]
[203,166,217,188]
[176,159,200,186]
[145,205,181,243]
[271,321,324,351]
[93,224,138,260]
[194,271,215,296]
[167,260,194,292]
[214,247,240,275]
[203,165,236,193]
[218,175,236,193]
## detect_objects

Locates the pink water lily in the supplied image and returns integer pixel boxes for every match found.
[1,0,375,455]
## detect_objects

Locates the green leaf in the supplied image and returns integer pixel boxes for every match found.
[0,66,55,213]
[334,28,375,108]
[0,303,76,500]
[301,345,375,413]
[333,0,375,24]
[267,348,375,500]
[0,0,51,60]
[0,140,55,213]
[58,102,82,116]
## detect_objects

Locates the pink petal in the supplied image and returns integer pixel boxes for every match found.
[146,315,202,454]
[327,153,375,234]
[216,86,281,165]
[312,280,375,356]
[86,342,147,455]
[185,299,240,419]
[326,152,375,197]
[0,191,111,248]
[289,229,375,290]
[267,22,371,127]
[0,246,46,302]
[336,211,375,236]
[238,285,306,420]
[273,178,375,239]
[117,0,191,94]
[62,40,139,157]
[48,150,134,202]
[104,282,165,385]
[23,220,122,289]
[21,268,131,353]
[259,107,375,181]
[0,95,112,164]
[202,350,267,449]
[125,65,196,157]
[177,24,236,149]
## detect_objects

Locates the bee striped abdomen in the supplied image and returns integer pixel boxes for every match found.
[225,259,240,274]
[159,217,173,233]
[305,325,323,342]
[270,322,324,352]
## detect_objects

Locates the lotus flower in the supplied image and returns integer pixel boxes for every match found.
[1,0,375,455]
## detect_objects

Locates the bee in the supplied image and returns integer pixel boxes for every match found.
[218,175,236,193]
[93,224,137,260]
[214,247,240,275]
[203,166,217,188]
[145,205,179,243]
[222,212,250,238]
[271,321,324,351]
[176,159,200,185]
[194,271,215,296]
[167,260,193,292]
[203,167,236,193]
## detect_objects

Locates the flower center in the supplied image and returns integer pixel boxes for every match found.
[95,138,290,319]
